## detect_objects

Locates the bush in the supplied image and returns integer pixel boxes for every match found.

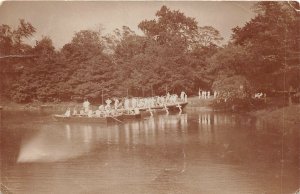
[211,75,254,111]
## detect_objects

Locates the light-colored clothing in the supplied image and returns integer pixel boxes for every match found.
[83,100,90,112]
[95,110,101,117]
[65,109,71,117]
[87,110,93,117]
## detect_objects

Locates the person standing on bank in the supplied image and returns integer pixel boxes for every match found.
[199,89,202,99]
[83,99,90,113]
[180,91,186,101]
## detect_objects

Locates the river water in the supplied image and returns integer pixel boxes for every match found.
[0,110,299,194]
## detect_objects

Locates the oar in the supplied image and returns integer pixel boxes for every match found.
[176,103,182,114]
[108,116,124,123]
[164,104,169,114]
[148,107,153,117]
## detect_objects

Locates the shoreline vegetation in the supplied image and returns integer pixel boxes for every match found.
[0,95,295,111]
[1,96,299,131]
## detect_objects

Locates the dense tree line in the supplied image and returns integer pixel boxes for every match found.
[0,2,299,103]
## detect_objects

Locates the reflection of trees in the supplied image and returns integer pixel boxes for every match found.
[198,113,238,128]
[12,111,300,194]
[197,113,227,141]
[121,114,188,146]
[17,114,191,162]
[62,114,189,147]
[196,112,299,171]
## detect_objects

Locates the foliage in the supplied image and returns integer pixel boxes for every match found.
[138,5,198,49]
[0,19,36,99]
[212,75,252,99]
[0,19,35,55]
[194,26,223,47]
[9,29,115,103]
[2,3,299,106]
[231,2,300,89]
[207,43,254,77]
[211,75,254,111]
[54,30,116,103]
[113,25,210,96]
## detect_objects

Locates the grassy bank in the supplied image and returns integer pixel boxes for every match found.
[186,96,214,106]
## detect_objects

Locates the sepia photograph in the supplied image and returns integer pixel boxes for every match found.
[0,1,299,194]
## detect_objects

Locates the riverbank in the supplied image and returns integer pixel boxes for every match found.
[0,96,214,112]
[185,96,214,111]
[1,98,299,134]
[1,96,299,124]
[188,96,299,131]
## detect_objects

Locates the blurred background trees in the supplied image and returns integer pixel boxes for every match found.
[1,2,299,103]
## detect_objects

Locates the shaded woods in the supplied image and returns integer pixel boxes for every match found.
[1,2,299,105]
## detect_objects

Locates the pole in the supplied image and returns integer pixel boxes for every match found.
[151,85,154,96]
[108,116,124,123]
[101,89,103,105]
[127,88,128,97]
[0,106,2,133]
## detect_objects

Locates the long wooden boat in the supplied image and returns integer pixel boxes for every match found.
[52,102,188,123]
[120,113,142,120]
[138,101,188,112]
[53,113,143,123]
[53,114,107,123]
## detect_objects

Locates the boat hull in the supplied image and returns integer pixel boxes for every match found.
[120,113,142,120]
[53,113,143,123]
[53,115,122,123]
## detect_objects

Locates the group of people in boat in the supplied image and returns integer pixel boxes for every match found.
[64,92,188,118]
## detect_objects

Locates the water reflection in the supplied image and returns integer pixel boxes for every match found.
[17,114,189,163]
[198,112,239,127]
[16,113,261,163]
[2,111,299,194]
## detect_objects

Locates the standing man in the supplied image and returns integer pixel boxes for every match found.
[124,98,129,110]
[203,91,207,99]
[114,98,119,110]
[83,99,90,113]
[105,98,112,110]
[166,92,171,103]
[180,91,185,101]
[199,88,202,99]
[132,98,137,108]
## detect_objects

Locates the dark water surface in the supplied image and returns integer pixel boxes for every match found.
[1,110,299,194]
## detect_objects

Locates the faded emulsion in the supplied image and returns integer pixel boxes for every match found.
[0,1,300,194]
